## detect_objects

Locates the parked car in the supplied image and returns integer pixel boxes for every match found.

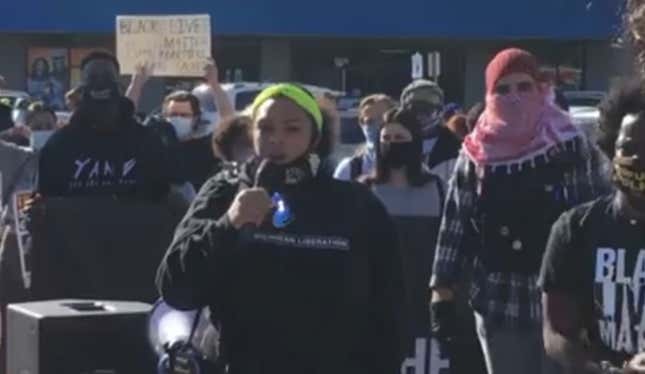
[194,82,343,115]
[563,90,605,109]
[569,105,599,142]
[564,91,605,143]
[0,89,29,108]
[185,82,343,140]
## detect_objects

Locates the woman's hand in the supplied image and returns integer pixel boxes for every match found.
[226,188,273,229]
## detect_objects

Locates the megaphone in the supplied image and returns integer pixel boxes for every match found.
[147,299,223,374]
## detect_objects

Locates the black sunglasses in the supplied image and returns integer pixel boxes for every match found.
[494,81,535,95]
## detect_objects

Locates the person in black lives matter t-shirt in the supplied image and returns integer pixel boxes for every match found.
[539,80,645,374]
[156,83,404,374]
[37,51,170,200]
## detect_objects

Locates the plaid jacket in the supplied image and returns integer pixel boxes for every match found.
[430,136,611,329]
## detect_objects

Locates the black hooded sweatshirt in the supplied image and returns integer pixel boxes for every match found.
[37,98,170,200]
[157,160,404,374]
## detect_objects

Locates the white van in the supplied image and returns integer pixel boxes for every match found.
[194,82,343,115]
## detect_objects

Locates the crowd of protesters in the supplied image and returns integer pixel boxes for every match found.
[6,3,645,373]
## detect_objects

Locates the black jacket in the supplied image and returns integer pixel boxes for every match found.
[38,98,170,200]
[146,116,221,190]
[157,163,404,374]
[170,135,221,191]
[425,125,461,170]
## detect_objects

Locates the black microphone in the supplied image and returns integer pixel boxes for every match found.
[253,158,284,193]
[238,159,277,233]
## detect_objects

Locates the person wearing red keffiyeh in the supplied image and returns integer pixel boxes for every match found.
[463,48,580,166]
[429,48,611,374]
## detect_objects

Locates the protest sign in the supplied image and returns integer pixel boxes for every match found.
[12,190,32,289]
[116,14,211,77]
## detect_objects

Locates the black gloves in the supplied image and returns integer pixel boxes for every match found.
[430,300,457,344]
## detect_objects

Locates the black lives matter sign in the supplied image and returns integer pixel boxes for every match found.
[116,14,211,77]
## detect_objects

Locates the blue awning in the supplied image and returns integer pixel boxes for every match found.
[0,0,622,39]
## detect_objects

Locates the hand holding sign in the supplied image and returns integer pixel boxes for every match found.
[204,58,219,87]
[133,62,154,85]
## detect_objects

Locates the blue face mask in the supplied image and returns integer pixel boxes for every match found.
[361,123,380,150]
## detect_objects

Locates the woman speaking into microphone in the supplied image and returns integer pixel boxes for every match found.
[156,83,404,374]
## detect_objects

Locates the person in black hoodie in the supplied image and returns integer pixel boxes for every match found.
[157,83,404,374]
[37,51,170,200]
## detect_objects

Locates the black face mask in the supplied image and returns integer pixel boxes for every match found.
[78,61,122,130]
[380,141,419,169]
[614,161,645,197]
[252,155,318,193]
[612,113,645,213]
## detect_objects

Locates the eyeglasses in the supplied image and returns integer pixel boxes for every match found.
[167,112,194,119]
[493,81,535,96]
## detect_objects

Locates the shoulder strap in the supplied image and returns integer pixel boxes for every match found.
[349,155,363,180]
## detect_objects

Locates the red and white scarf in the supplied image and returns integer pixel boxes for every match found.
[463,91,579,167]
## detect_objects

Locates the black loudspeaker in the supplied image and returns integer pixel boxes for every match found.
[7,299,154,374]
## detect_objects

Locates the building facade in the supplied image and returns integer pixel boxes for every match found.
[0,0,630,111]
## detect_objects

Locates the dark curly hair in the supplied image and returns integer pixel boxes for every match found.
[627,0,645,74]
[212,115,252,161]
[597,78,645,159]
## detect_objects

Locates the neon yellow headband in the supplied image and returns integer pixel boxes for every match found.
[251,83,323,131]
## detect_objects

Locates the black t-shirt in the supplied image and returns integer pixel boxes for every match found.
[168,135,221,191]
[37,114,170,200]
[539,193,645,364]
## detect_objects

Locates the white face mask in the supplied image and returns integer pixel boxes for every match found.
[167,117,194,141]
[30,130,55,150]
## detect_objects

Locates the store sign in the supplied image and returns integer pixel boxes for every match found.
[116,14,211,77]
[411,52,424,80]
[428,52,441,79]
